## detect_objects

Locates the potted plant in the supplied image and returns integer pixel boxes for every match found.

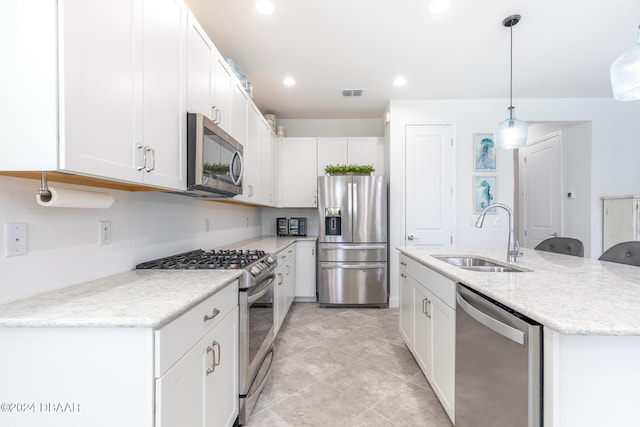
[203,162,230,175]
[324,164,375,176]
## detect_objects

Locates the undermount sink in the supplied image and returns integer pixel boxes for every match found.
[433,255,526,273]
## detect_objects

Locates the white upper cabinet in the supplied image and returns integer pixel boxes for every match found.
[1,0,187,190]
[229,80,248,146]
[347,137,384,175]
[317,137,348,175]
[317,137,384,176]
[280,137,318,208]
[237,103,261,203]
[139,0,187,189]
[212,54,233,133]
[186,12,214,120]
[262,122,279,206]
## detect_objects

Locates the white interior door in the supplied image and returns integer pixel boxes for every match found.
[405,125,453,247]
[521,132,562,248]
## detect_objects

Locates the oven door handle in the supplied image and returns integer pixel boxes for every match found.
[248,274,275,304]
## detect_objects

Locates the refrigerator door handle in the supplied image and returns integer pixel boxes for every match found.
[347,182,353,223]
[325,244,386,250]
[320,263,386,269]
[352,182,358,222]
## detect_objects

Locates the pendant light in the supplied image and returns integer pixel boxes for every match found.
[610,25,640,101]
[494,14,528,150]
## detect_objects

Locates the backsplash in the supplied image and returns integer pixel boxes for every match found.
[0,176,262,304]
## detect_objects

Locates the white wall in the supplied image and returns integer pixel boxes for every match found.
[388,98,640,307]
[0,176,262,304]
[277,118,383,137]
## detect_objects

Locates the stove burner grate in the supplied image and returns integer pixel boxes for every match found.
[136,249,267,270]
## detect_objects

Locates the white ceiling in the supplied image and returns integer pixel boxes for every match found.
[184,0,640,119]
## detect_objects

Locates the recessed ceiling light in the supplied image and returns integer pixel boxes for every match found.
[429,0,450,14]
[394,76,407,86]
[255,0,274,15]
[283,77,296,86]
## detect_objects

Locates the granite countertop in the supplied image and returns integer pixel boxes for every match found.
[0,236,316,329]
[398,246,640,336]
[0,270,241,328]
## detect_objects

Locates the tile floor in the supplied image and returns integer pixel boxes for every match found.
[246,303,453,426]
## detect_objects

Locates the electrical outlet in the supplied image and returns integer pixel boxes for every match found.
[99,221,111,245]
[4,223,28,256]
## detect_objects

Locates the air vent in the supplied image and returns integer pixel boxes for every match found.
[341,89,364,97]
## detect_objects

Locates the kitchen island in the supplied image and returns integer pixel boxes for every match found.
[398,246,640,427]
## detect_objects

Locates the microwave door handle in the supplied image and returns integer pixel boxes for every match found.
[230,150,243,186]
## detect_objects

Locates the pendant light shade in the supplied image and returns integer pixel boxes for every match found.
[494,14,528,150]
[610,25,640,101]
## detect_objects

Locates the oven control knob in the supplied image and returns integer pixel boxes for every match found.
[265,254,277,265]
[250,264,263,276]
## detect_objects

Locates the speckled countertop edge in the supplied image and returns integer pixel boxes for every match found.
[397,246,640,336]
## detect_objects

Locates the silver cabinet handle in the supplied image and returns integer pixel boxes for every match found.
[286,265,290,275]
[311,247,315,256]
[422,298,428,316]
[426,299,431,318]
[203,307,220,322]
[216,108,222,125]
[278,272,283,286]
[400,273,407,278]
[136,144,146,171]
[206,340,221,375]
[400,261,407,266]
[145,146,155,172]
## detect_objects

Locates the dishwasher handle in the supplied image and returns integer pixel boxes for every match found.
[456,289,525,346]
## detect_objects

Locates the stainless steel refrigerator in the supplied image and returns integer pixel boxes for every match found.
[317,175,388,307]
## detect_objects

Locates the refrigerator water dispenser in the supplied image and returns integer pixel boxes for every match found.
[324,208,342,236]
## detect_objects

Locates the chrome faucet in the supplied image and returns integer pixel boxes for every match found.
[475,203,522,262]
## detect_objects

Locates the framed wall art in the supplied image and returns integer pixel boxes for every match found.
[473,133,496,171]
[474,175,496,213]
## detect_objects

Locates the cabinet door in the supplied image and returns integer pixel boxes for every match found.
[399,266,413,346]
[204,307,239,427]
[413,282,432,378]
[186,12,214,120]
[295,241,317,300]
[317,137,347,176]
[348,137,383,175]
[285,252,296,311]
[59,0,140,182]
[230,80,248,145]
[430,296,455,420]
[280,137,318,207]
[212,53,232,133]
[156,333,205,427]
[157,308,239,427]
[238,104,261,203]
[263,127,279,205]
[141,0,187,190]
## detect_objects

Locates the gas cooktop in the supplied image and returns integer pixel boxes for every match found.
[135,249,268,270]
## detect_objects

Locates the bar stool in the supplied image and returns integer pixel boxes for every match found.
[534,237,584,257]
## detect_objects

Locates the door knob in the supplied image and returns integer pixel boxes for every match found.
[548,232,559,237]
[408,235,420,240]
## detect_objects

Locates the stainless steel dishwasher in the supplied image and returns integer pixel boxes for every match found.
[455,283,542,427]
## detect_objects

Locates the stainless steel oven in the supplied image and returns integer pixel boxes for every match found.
[239,268,276,425]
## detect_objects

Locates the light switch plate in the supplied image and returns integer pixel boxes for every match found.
[4,223,28,257]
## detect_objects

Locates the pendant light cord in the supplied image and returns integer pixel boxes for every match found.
[509,23,514,119]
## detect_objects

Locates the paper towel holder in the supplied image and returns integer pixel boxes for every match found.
[37,171,53,203]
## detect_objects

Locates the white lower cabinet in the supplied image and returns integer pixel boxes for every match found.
[156,306,239,427]
[399,253,455,422]
[295,241,317,301]
[274,245,296,335]
[155,280,239,427]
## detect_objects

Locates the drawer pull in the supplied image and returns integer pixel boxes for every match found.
[203,307,221,322]
[206,340,221,375]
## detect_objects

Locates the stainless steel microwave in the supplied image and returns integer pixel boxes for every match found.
[185,113,243,197]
